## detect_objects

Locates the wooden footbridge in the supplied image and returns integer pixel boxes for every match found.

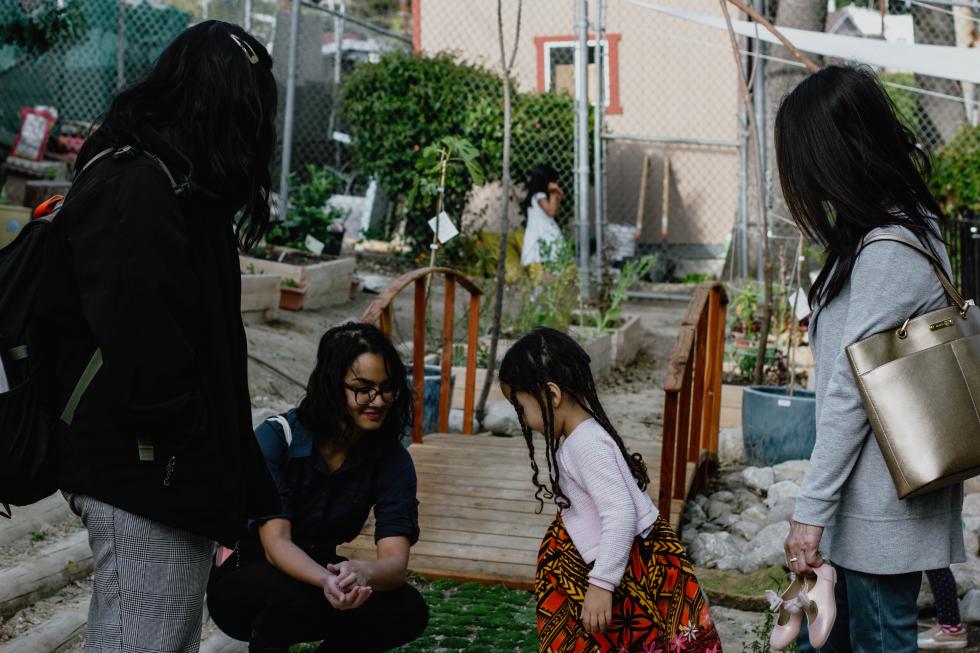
[343,269,728,589]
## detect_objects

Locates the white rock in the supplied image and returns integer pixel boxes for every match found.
[718,427,746,466]
[952,562,980,595]
[448,409,479,434]
[482,400,522,437]
[715,514,740,529]
[684,502,708,524]
[710,490,737,504]
[967,529,980,560]
[736,489,763,512]
[681,526,698,546]
[766,498,796,525]
[961,589,980,623]
[965,516,980,534]
[965,493,980,517]
[723,472,745,489]
[716,555,742,572]
[765,481,801,509]
[707,500,734,522]
[741,505,769,526]
[773,460,810,485]
[693,494,710,510]
[738,522,791,573]
[731,519,762,541]
[689,532,742,567]
[742,466,775,493]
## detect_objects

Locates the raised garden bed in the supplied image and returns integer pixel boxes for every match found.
[240,248,355,310]
[240,273,280,320]
[569,327,613,379]
[611,314,643,367]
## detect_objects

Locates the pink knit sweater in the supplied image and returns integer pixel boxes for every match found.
[556,419,659,591]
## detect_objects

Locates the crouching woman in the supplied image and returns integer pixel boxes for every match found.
[207,323,429,652]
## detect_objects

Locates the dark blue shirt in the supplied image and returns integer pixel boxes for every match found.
[249,409,420,565]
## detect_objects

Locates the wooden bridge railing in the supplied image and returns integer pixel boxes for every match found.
[658,281,729,524]
[361,267,482,443]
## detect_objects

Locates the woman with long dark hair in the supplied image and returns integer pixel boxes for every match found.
[34,21,281,652]
[775,65,963,652]
[207,322,428,652]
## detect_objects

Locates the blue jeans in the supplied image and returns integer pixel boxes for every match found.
[796,563,922,653]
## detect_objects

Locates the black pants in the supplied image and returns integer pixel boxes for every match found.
[206,559,429,652]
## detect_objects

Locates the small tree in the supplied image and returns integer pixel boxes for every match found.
[476,0,522,421]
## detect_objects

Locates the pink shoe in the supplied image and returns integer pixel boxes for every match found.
[767,574,812,651]
[806,564,838,649]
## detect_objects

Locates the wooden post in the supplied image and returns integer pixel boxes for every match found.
[464,293,480,435]
[635,154,651,240]
[412,278,426,443]
[673,348,693,501]
[708,288,726,453]
[438,275,456,433]
[688,309,708,463]
[658,393,678,517]
[702,287,722,453]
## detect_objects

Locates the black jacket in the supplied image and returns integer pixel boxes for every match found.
[35,129,279,545]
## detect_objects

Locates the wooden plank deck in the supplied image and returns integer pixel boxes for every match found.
[339,432,694,590]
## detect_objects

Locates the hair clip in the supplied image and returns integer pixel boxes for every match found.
[229,33,259,65]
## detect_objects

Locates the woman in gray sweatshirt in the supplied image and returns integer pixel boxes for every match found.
[775,65,963,652]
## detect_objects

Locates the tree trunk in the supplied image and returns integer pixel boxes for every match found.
[912,4,964,149]
[476,0,522,421]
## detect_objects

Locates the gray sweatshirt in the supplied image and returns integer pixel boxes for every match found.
[793,224,965,575]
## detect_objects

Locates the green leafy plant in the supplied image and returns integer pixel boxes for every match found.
[0,0,87,54]
[729,283,761,338]
[586,255,656,334]
[281,278,301,289]
[343,51,589,250]
[266,165,347,253]
[931,122,980,215]
[509,238,578,334]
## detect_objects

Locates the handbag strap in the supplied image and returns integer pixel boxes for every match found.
[268,415,293,448]
[861,233,969,312]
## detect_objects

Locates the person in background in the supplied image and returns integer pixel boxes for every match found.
[919,568,967,649]
[520,164,565,271]
[35,21,281,653]
[207,323,428,653]
[499,327,723,652]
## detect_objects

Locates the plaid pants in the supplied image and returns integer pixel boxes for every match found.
[65,493,215,653]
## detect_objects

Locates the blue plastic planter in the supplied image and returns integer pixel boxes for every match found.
[742,385,817,466]
[407,365,455,437]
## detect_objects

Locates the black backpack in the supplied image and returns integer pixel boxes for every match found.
[0,146,179,517]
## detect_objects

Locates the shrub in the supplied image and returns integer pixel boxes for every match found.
[930,123,980,215]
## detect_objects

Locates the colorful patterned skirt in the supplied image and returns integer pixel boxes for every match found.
[535,515,723,653]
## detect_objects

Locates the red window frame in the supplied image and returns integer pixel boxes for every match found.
[534,33,623,115]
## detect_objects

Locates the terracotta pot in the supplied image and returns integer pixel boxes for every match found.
[279,284,308,311]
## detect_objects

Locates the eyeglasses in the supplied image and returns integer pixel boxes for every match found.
[344,383,399,406]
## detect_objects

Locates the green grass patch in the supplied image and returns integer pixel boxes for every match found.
[289,578,537,653]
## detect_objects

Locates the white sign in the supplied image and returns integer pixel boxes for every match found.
[305,234,325,256]
[789,287,811,322]
[427,211,459,244]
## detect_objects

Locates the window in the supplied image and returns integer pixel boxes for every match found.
[534,34,622,114]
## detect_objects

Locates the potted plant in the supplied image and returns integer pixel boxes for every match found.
[732,241,817,466]
[576,254,656,367]
[279,278,308,311]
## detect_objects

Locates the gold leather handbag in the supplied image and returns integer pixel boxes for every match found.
[846,233,980,499]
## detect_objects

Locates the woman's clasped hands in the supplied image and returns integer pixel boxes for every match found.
[323,561,372,610]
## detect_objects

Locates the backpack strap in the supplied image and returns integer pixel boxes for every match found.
[268,415,293,448]
[861,233,969,313]
[60,349,103,426]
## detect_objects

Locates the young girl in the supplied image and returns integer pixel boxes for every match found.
[520,164,565,268]
[499,328,722,652]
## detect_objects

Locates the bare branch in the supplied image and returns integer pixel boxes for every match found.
[726,0,819,73]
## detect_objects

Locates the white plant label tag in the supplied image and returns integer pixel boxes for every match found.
[428,211,459,244]
[305,234,325,256]
[778,399,792,408]
[789,288,811,322]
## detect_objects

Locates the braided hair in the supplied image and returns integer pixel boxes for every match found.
[498,327,649,512]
